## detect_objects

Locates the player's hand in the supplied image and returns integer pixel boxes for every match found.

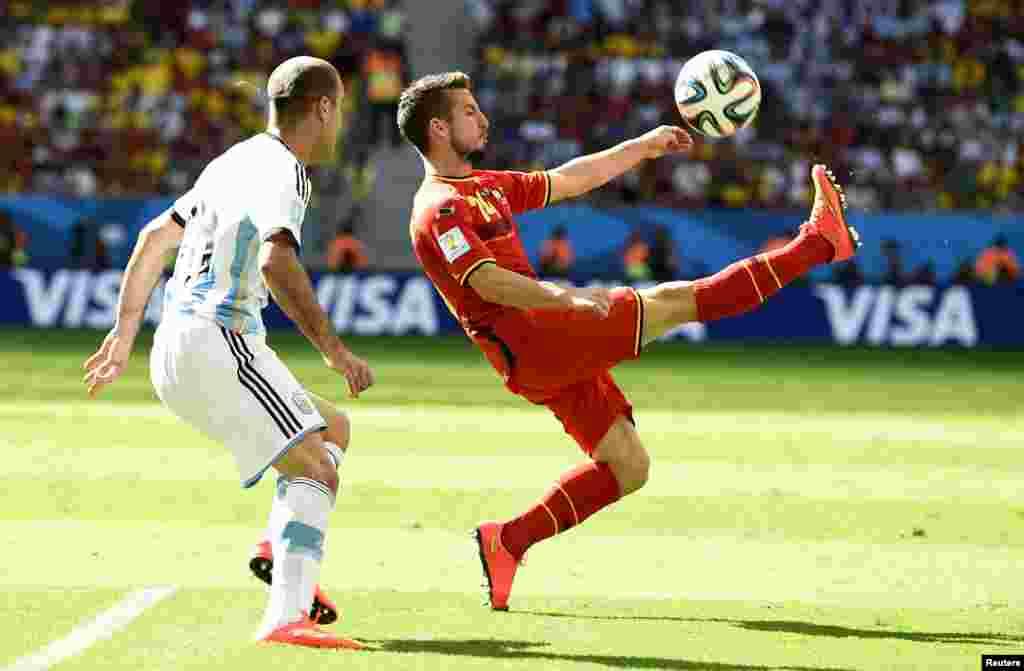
[568,287,612,318]
[82,328,136,398]
[325,348,374,399]
[639,125,693,159]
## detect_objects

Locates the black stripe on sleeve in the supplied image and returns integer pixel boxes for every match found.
[171,210,187,228]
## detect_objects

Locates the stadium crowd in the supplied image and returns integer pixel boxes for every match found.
[0,0,1019,285]
[466,0,1024,212]
[0,0,407,198]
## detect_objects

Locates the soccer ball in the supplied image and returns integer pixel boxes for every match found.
[675,50,761,138]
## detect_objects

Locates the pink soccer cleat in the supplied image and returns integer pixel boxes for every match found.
[250,540,339,625]
[258,615,365,650]
[474,522,521,611]
[803,164,861,263]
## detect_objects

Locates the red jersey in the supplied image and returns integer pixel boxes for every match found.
[410,169,552,338]
[410,170,642,457]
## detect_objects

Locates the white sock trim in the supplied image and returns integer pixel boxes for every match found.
[323,441,344,472]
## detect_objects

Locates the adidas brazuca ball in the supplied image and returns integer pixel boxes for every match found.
[675,50,762,138]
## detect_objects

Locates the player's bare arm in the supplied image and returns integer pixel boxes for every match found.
[467,262,610,317]
[82,211,184,397]
[547,126,693,203]
[259,230,374,398]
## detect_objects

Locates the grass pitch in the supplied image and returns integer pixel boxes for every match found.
[2,328,1023,670]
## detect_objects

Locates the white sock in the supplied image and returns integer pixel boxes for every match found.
[262,446,343,550]
[262,475,291,545]
[257,443,343,635]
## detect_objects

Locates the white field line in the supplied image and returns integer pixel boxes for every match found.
[2,586,177,671]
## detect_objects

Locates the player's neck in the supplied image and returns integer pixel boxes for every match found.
[424,153,473,180]
[265,126,313,166]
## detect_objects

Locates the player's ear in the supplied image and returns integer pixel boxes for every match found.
[430,117,448,139]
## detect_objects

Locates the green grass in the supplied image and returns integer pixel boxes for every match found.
[2,328,1023,670]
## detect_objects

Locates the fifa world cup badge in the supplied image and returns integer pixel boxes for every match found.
[292,392,314,415]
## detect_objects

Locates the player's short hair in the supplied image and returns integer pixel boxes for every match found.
[397,72,472,155]
[267,56,341,128]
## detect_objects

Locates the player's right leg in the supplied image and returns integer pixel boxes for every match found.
[639,164,860,344]
[250,392,347,626]
[255,431,364,650]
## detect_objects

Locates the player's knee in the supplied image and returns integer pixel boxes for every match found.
[325,412,351,451]
[293,436,341,494]
[311,452,340,494]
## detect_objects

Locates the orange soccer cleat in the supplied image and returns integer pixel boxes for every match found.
[258,615,366,650]
[803,164,861,263]
[474,522,521,611]
[250,540,339,625]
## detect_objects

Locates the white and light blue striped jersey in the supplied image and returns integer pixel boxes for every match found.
[164,133,312,335]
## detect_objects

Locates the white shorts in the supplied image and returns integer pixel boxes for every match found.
[150,315,326,488]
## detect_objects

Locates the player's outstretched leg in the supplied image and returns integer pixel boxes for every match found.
[475,417,641,610]
[640,164,860,343]
[255,434,364,650]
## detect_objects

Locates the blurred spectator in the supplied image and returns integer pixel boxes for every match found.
[760,228,797,254]
[69,217,109,270]
[974,235,1020,285]
[326,223,368,274]
[622,231,650,281]
[362,40,407,149]
[881,239,906,287]
[648,225,679,282]
[909,262,937,286]
[832,260,865,288]
[951,259,978,286]
[538,225,574,278]
[0,210,28,268]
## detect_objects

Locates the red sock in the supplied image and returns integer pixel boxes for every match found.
[500,461,621,560]
[694,231,833,322]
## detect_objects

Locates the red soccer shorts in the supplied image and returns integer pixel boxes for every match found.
[474,287,644,455]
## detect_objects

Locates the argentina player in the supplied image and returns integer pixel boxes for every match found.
[83,57,373,650]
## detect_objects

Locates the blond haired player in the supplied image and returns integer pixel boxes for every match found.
[83,57,372,650]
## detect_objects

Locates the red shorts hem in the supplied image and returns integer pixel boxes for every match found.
[542,371,633,456]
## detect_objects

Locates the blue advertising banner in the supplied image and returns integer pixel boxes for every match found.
[3,195,1022,281]
[1,269,1019,348]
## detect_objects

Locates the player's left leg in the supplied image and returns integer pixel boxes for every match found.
[476,375,639,610]
[250,393,348,625]
[256,430,364,649]
[639,164,859,344]
[496,414,646,562]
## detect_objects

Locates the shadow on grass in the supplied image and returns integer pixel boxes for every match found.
[516,610,1024,647]
[365,638,856,670]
